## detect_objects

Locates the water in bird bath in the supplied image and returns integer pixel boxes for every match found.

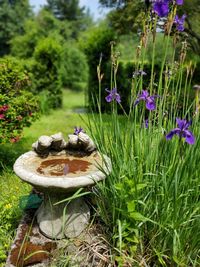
[37,158,92,177]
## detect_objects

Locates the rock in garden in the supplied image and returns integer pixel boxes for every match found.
[32,135,53,156]
[67,134,79,149]
[67,133,96,154]
[78,132,96,153]
[51,132,67,151]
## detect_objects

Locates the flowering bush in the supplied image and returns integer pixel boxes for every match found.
[0,59,39,144]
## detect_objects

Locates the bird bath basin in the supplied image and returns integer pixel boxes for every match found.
[14,149,111,239]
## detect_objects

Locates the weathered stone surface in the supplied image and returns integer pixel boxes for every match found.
[64,197,90,238]
[37,197,90,240]
[67,134,79,149]
[32,133,67,156]
[5,211,56,267]
[66,132,96,154]
[78,132,96,152]
[36,198,65,239]
[33,136,53,156]
[32,131,96,156]
[51,132,66,151]
[14,151,111,193]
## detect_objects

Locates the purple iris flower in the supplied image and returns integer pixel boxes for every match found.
[166,118,195,144]
[174,14,186,32]
[74,127,84,135]
[153,0,170,17]
[105,88,121,103]
[134,90,159,111]
[176,0,184,5]
[144,119,149,128]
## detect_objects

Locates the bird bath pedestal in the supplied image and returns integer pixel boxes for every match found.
[14,150,111,239]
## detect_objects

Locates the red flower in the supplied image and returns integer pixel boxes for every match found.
[0,105,9,112]
[10,136,20,143]
[0,114,5,119]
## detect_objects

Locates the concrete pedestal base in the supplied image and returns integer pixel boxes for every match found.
[36,194,90,239]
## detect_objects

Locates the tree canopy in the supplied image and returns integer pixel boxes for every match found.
[0,0,32,55]
[99,0,200,54]
[45,0,85,21]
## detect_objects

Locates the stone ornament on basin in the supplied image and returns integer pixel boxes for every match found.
[14,131,111,239]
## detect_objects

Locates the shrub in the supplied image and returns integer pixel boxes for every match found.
[31,37,63,109]
[0,58,39,144]
[60,44,89,91]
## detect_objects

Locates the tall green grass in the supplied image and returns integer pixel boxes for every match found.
[86,11,200,267]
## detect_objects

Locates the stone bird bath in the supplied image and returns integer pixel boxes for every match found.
[14,132,111,239]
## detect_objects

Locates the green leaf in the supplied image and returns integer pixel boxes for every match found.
[127,200,135,213]
[130,212,147,221]
[136,183,147,191]
[129,245,137,253]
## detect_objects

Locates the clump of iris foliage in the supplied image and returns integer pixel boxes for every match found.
[85,0,200,266]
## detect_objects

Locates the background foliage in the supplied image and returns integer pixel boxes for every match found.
[0,0,32,56]
[0,58,39,144]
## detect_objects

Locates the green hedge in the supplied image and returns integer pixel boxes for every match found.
[31,37,63,109]
[60,44,89,91]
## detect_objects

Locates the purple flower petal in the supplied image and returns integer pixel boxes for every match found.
[166,130,176,140]
[166,128,181,140]
[184,120,192,129]
[166,118,195,145]
[105,88,121,103]
[176,118,187,130]
[134,90,159,110]
[153,1,169,17]
[182,130,195,145]
[134,99,141,106]
[74,127,84,135]
[111,88,117,94]
[146,99,156,110]
[105,95,113,102]
[176,0,184,5]
[115,93,121,103]
[145,119,149,128]
[141,90,149,98]
[174,14,186,32]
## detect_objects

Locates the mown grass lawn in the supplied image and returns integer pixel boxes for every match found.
[0,89,87,265]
